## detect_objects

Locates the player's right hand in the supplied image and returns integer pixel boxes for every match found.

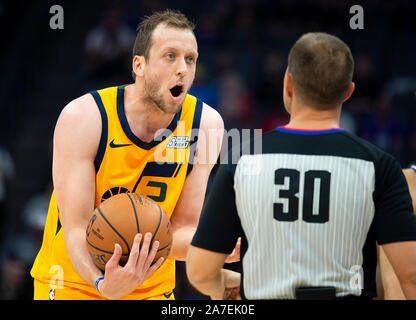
[97,232,164,300]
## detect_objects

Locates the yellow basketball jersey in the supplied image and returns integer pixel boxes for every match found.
[30,85,203,300]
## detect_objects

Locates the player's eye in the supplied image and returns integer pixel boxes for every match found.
[186,56,195,64]
[167,53,175,60]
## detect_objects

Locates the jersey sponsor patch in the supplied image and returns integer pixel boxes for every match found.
[167,136,189,149]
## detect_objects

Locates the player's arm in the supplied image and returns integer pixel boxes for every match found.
[54,95,161,300]
[379,245,405,299]
[186,248,240,300]
[381,242,416,299]
[168,103,224,261]
[376,160,416,299]
[379,167,416,299]
[53,94,102,289]
[187,152,243,299]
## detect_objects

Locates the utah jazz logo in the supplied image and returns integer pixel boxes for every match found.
[100,162,183,203]
[100,187,129,203]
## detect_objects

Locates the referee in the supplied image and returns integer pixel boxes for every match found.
[186,32,416,300]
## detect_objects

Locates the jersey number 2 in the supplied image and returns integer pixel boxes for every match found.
[273,169,331,223]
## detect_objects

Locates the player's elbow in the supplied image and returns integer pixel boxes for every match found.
[396,263,416,283]
[186,266,207,289]
[399,272,416,287]
[396,269,416,299]
[186,258,205,287]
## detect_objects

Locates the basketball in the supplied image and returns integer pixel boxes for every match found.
[86,193,172,271]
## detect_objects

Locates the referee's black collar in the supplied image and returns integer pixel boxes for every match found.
[275,126,346,135]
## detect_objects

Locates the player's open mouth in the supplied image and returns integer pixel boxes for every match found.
[169,85,184,99]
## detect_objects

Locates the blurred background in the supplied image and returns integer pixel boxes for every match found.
[0,0,415,299]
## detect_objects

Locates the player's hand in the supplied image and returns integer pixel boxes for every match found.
[222,269,241,300]
[225,237,241,263]
[223,286,241,300]
[210,269,241,300]
[97,232,164,300]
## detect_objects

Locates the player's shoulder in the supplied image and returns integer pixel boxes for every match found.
[59,92,99,121]
[403,165,416,190]
[54,92,102,152]
[199,102,224,132]
[191,102,224,167]
[403,167,416,179]
[56,91,104,134]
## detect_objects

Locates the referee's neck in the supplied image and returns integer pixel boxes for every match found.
[285,104,342,130]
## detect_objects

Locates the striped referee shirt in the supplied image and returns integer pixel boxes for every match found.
[191,127,416,299]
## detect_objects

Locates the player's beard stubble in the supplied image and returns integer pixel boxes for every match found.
[143,75,188,115]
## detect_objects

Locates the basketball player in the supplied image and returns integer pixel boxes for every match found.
[379,165,416,300]
[30,10,228,300]
[186,32,416,300]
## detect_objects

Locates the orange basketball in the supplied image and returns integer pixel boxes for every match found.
[86,193,172,271]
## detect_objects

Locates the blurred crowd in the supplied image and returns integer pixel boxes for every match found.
[0,0,415,299]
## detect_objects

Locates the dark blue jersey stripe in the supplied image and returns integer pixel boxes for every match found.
[116,85,182,150]
[186,99,203,176]
[90,90,108,172]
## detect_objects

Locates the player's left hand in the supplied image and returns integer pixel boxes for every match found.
[223,286,241,300]
[223,269,241,300]
[209,269,241,300]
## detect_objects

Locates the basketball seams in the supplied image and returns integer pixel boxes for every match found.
[87,194,172,270]
[126,193,140,234]
[127,193,164,253]
[96,206,131,252]
[151,206,163,245]
[86,239,129,256]
[157,239,172,252]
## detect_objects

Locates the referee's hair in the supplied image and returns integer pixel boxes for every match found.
[288,32,354,109]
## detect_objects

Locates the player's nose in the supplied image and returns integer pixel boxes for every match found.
[176,58,188,77]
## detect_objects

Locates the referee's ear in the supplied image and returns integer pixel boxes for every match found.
[283,71,293,98]
[342,82,355,103]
